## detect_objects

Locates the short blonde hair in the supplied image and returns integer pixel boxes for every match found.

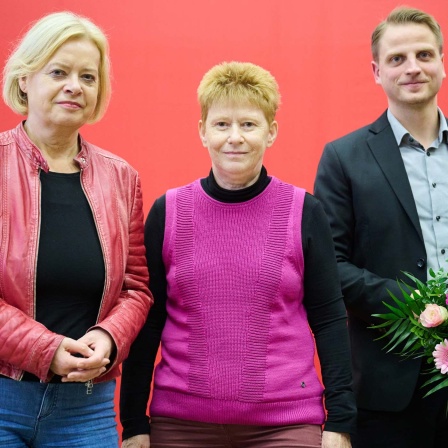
[197,61,280,123]
[2,11,111,123]
[372,7,443,62]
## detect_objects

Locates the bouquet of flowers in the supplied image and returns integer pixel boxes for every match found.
[372,267,448,397]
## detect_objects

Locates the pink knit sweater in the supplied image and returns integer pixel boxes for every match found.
[150,177,325,425]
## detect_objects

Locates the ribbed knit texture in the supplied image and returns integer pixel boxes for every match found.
[151,177,325,425]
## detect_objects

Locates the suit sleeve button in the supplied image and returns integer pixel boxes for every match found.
[417,258,425,268]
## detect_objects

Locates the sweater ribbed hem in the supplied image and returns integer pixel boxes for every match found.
[151,390,325,426]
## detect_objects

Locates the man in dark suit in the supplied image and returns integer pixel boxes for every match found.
[314,6,448,448]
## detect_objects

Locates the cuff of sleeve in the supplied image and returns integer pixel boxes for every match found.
[324,418,357,436]
[121,417,151,440]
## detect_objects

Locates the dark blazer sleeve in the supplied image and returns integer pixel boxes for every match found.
[314,113,427,323]
[314,113,426,411]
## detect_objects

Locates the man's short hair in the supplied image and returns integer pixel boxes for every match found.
[371,7,443,62]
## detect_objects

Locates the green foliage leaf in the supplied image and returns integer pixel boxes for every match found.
[401,333,420,353]
[380,301,407,318]
[370,319,397,329]
[371,267,448,398]
[384,320,414,352]
[423,377,448,397]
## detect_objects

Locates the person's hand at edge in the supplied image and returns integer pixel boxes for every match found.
[322,431,351,448]
[121,434,150,448]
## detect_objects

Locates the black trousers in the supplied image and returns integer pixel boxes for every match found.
[352,376,448,448]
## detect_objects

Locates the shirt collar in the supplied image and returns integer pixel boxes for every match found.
[387,108,448,147]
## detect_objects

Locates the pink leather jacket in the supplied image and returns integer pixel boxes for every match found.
[0,123,153,382]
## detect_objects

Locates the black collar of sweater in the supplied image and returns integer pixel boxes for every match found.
[200,166,271,203]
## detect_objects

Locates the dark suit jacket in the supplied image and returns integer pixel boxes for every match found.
[314,111,442,412]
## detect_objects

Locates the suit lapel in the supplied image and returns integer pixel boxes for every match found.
[366,112,424,243]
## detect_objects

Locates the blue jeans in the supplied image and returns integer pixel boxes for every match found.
[0,377,118,447]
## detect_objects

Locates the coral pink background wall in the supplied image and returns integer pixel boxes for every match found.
[2,0,447,440]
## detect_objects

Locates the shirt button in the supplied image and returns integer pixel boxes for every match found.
[436,216,441,221]
[409,137,414,143]
[427,151,431,156]
[417,258,425,268]
[442,249,446,255]
[432,183,437,188]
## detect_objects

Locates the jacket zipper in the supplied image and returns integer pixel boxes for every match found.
[27,167,42,382]
[79,166,108,394]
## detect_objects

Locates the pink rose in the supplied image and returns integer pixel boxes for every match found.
[419,304,448,328]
